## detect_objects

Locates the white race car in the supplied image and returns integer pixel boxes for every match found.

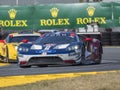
[17,31,103,68]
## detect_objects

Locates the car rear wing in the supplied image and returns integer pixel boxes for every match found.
[76,27,101,35]
[77,32,102,41]
[76,22,102,40]
[76,22,100,33]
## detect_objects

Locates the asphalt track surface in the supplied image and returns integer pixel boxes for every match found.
[0,47,120,77]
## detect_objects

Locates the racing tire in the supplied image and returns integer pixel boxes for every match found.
[4,47,9,63]
[19,65,31,68]
[80,45,86,65]
[37,65,48,67]
[95,45,102,64]
[95,54,102,64]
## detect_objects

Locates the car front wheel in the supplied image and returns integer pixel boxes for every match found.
[19,65,31,68]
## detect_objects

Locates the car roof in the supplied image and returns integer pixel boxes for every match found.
[44,31,76,37]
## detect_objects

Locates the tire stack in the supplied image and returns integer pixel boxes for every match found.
[110,32,120,46]
[101,32,111,46]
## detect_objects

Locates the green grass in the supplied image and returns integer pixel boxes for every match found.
[0,72,120,90]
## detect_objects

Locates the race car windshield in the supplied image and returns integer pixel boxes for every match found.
[8,36,40,43]
[36,35,77,44]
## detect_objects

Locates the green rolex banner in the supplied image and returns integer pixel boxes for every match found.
[34,2,112,29]
[0,6,34,30]
[0,2,118,30]
[34,4,74,30]
[71,2,112,28]
[112,2,120,27]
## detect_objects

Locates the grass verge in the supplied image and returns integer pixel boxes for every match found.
[0,71,120,90]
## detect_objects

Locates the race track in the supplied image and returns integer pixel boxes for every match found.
[0,47,120,76]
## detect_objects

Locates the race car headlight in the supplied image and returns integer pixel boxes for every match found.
[31,45,42,50]
[54,44,69,49]
[18,47,29,52]
[67,45,79,51]
[15,46,18,50]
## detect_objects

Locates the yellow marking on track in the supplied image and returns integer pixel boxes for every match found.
[0,70,120,88]
[0,62,9,66]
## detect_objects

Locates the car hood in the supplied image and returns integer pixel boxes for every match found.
[19,42,82,50]
[18,42,83,54]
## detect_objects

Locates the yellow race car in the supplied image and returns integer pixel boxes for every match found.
[0,32,40,63]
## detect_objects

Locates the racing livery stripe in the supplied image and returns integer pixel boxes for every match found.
[0,70,120,88]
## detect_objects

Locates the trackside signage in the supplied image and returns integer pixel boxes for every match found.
[113,2,120,26]
[0,6,33,30]
[34,3,111,29]
[0,2,119,30]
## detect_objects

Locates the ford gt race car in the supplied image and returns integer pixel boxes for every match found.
[0,32,40,62]
[17,31,103,68]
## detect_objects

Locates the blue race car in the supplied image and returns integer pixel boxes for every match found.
[17,31,103,68]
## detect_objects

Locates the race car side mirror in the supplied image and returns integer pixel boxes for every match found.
[22,39,28,43]
[85,38,92,41]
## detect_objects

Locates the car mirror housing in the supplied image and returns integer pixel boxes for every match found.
[85,38,92,41]
[22,39,28,43]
